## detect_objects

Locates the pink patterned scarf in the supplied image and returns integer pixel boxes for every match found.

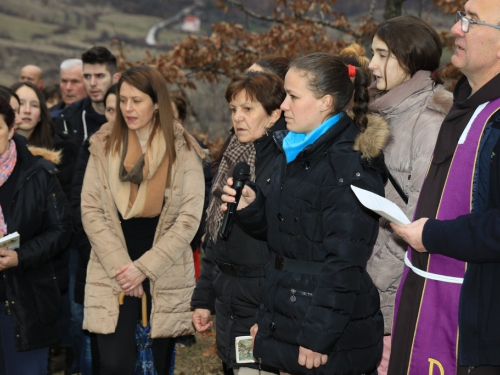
[0,140,17,236]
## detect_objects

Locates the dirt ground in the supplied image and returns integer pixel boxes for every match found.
[51,327,224,375]
[174,330,225,375]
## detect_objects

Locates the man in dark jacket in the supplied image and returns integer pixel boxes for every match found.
[390,1,500,374]
[53,46,119,374]
[49,59,87,120]
[54,46,119,144]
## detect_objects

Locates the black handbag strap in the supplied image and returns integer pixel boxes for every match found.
[387,168,409,205]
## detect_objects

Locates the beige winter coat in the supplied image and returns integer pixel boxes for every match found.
[367,71,453,334]
[81,122,207,338]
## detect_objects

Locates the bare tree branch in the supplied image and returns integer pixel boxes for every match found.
[222,0,362,38]
[223,0,277,23]
[368,0,377,20]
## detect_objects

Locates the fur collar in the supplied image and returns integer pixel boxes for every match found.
[352,113,390,160]
[28,146,62,165]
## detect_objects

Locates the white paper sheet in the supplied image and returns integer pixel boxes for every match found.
[351,185,410,226]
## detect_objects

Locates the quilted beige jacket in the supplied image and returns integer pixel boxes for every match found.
[367,71,453,334]
[81,122,206,338]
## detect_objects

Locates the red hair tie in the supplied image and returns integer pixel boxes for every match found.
[348,64,356,78]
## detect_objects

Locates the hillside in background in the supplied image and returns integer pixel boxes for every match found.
[0,0,193,85]
[0,0,455,141]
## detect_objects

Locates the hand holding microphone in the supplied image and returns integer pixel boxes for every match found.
[220,162,252,239]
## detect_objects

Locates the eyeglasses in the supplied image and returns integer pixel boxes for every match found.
[456,11,500,33]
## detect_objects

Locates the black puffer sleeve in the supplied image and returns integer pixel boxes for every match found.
[235,182,268,241]
[17,166,72,271]
[191,238,217,313]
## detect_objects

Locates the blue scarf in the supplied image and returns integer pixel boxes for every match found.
[283,113,343,163]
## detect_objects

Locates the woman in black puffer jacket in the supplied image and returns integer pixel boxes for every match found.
[0,95,72,375]
[223,53,389,375]
[191,71,286,374]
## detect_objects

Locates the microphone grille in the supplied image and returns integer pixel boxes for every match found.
[233,162,250,180]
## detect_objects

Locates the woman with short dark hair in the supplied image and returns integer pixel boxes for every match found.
[191,71,286,375]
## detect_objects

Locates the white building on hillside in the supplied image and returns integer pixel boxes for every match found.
[181,15,200,32]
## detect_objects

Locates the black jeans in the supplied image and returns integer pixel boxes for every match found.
[96,295,175,375]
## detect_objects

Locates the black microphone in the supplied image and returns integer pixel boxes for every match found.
[219,161,250,239]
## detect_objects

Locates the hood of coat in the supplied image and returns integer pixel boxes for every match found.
[89,121,210,162]
[28,145,62,165]
[369,70,451,118]
[426,87,454,117]
[352,112,389,160]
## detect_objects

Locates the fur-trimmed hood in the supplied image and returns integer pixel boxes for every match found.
[426,87,454,116]
[28,146,62,165]
[352,112,390,160]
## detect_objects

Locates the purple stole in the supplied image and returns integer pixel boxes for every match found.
[394,97,500,375]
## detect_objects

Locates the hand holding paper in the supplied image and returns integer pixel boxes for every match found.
[391,218,428,253]
[0,232,20,250]
[350,185,410,226]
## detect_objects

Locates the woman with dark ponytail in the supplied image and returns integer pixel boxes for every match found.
[221,52,389,374]
[366,15,454,374]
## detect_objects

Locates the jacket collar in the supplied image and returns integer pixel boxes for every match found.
[273,113,389,161]
[273,113,352,158]
[254,115,287,151]
[12,134,58,175]
[369,70,435,117]
[452,72,500,115]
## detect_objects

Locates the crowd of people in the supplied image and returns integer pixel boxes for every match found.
[0,0,500,374]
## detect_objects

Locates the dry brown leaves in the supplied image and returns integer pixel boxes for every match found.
[432,0,465,14]
[133,0,379,89]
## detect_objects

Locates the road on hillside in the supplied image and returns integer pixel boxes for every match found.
[145,0,204,45]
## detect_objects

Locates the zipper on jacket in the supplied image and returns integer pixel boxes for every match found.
[289,288,314,302]
[52,193,60,220]
[5,301,11,315]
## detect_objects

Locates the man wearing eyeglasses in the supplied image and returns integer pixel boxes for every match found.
[387,0,500,374]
